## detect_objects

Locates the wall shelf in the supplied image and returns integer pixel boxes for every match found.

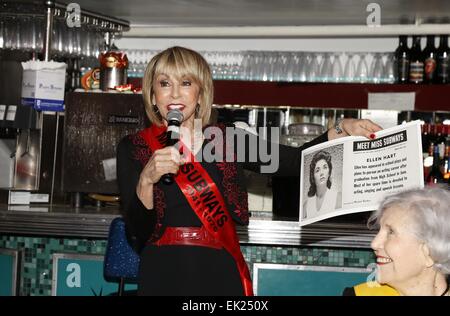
[213,81,450,112]
[129,78,450,112]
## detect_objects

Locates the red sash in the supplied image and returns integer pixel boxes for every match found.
[140,125,253,296]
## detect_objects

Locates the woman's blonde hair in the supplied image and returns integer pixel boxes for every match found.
[142,46,214,126]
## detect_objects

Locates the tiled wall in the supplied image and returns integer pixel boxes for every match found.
[0,235,375,296]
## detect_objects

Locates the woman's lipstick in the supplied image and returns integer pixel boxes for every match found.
[167,104,185,111]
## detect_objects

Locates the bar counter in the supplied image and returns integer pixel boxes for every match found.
[0,204,377,295]
[0,204,375,248]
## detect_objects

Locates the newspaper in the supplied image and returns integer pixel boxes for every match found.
[299,120,424,226]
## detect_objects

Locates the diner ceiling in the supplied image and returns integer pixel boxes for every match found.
[70,0,450,27]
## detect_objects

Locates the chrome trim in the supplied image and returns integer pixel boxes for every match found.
[0,205,375,248]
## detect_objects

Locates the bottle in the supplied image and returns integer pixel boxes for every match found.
[71,58,81,90]
[423,35,437,83]
[395,35,410,83]
[421,123,432,180]
[421,123,431,155]
[435,124,447,161]
[65,58,73,91]
[426,144,445,185]
[436,35,450,84]
[428,124,437,148]
[442,142,449,180]
[448,169,450,189]
[409,36,424,84]
[423,127,435,180]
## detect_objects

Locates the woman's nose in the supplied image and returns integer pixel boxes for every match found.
[371,232,383,251]
[171,84,180,98]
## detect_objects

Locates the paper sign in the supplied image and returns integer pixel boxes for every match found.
[368,92,415,111]
[102,158,117,181]
[299,121,424,226]
[30,193,49,203]
[8,191,31,205]
[5,106,17,121]
[360,110,399,129]
[21,61,66,112]
[8,205,49,212]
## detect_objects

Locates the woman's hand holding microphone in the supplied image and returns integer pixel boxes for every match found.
[136,146,182,209]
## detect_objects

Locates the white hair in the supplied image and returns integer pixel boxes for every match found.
[368,186,450,275]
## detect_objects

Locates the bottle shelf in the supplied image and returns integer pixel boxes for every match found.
[213,81,450,112]
[128,78,450,112]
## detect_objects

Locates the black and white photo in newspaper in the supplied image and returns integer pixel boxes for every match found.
[299,120,424,226]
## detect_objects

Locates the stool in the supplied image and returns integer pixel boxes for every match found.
[103,217,140,295]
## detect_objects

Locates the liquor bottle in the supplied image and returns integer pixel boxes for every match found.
[442,143,449,180]
[435,124,447,161]
[426,144,445,185]
[71,58,81,90]
[421,123,432,181]
[448,170,450,189]
[423,35,437,83]
[409,36,424,84]
[429,124,437,147]
[436,35,450,84]
[442,126,450,180]
[421,123,432,155]
[395,36,410,83]
[423,138,435,183]
[65,58,73,92]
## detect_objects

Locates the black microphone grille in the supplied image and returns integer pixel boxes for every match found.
[167,109,184,123]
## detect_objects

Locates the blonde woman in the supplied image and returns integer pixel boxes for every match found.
[117,46,382,296]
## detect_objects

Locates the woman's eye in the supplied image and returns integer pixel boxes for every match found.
[159,80,170,87]
[182,80,191,86]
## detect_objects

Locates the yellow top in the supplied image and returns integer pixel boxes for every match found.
[354,282,400,296]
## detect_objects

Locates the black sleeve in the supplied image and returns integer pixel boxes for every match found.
[342,287,356,296]
[116,136,157,248]
[239,128,329,176]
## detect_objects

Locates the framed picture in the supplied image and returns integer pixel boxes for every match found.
[253,263,371,296]
[0,248,21,296]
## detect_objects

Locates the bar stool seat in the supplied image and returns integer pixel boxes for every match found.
[104,217,140,295]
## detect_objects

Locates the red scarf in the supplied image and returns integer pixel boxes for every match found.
[140,124,253,296]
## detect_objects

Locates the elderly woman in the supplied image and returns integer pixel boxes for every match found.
[117,46,382,296]
[344,187,450,296]
[303,150,341,218]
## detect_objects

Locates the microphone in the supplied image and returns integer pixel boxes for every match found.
[161,109,184,185]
